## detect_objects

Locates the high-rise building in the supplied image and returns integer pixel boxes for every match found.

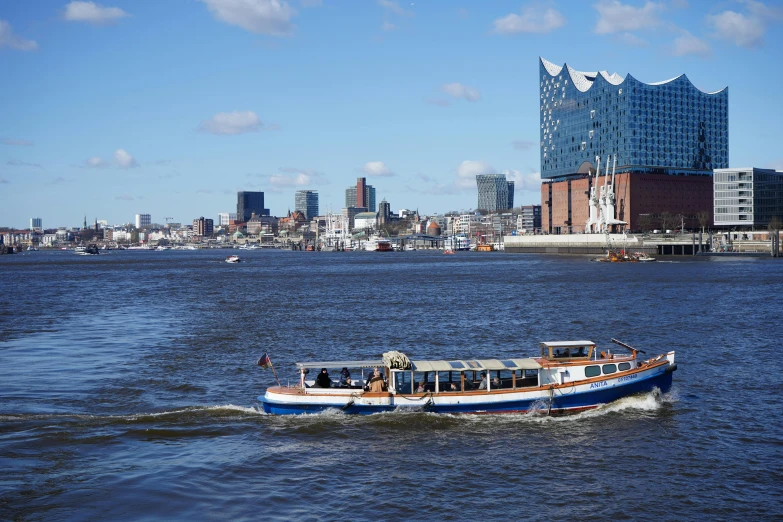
[294,190,319,220]
[237,192,270,222]
[192,217,214,237]
[30,217,42,231]
[538,57,728,233]
[507,181,515,209]
[378,199,391,226]
[476,174,513,212]
[345,178,376,212]
[135,213,151,228]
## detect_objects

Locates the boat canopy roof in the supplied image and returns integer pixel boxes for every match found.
[540,340,595,348]
[295,357,542,371]
[411,358,541,372]
[296,360,383,370]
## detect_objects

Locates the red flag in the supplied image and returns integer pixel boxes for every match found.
[257,353,272,370]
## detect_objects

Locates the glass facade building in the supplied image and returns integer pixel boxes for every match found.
[294,190,319,220]
[539,57,728,180]
[714,168,783,227]
[476,174,514,212]
[237,191,270,221]
[345,180,376,212]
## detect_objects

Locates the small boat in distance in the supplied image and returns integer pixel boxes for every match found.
[258,339,677,415]
[225,255,241,263]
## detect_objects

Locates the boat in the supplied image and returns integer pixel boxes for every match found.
[404,244,417,252]
[225,255,241,263]
[364,237,394,252]
[443,248,455,255]
[635,252,657,262]
[75,244,100,255]
[476,244,494,252]
[258,339,677,415]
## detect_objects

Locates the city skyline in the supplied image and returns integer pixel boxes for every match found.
[1,0,782,228]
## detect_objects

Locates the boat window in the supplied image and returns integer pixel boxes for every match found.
[602,364,617,375]
[496,370,514,389]
[618,362,631,371]
[585,365,601,378]
[449,361,465,369]
[393,371,412,394]
[437,371,459,392]
[515,369,538,388]
[413,371,433,393]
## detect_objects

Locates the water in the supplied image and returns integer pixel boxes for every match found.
[1,250,782,521]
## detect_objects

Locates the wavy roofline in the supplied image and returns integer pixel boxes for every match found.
[540,57,727,95]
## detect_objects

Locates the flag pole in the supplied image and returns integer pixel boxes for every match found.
[268,354,282,387]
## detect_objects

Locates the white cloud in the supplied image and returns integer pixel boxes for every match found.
[201,0,297,37]
[456,160,493,189]
[361,161,395,177]
[378,0,413,17]
[64,1,130,25]
[707,1,781,48]
[493,6,565,34]
[441,83,481,102]
[114,149,138,169]
[671,30,710,57]
[593,0,664,34]
[268,167,327,187]
[0,19,39,51]
[199,111,263,135]
[617,32,648,46]
[115,194,134,200]
[381,21,397,31]
[1,137,34,146]
[86,156,109,168]
[503,169,541,191]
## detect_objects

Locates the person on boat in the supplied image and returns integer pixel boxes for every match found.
[339,367,351,386]
[315,368,332,388]
[416,381,425,393]
[478,372,488,390]
[492,377,501,389]
[448,383,459,392]
[300,368,310,388]
[340,377,352,388]
[367,368,385,392]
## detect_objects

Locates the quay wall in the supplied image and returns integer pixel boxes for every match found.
[503,234,709,255]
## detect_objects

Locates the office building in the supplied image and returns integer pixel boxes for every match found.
[538,57,728,233]
[192,217,214,238]
[476,174,513,212]
[135,213,151,229]
[30,217,42,231]
[217,213,236,226]
[294,190,319,220]
[237,192,270,222]
[345,178,376,212]
[378,199,391,226]
[714,168,783,227]
[517,205,542,233]
[342,206,367,231]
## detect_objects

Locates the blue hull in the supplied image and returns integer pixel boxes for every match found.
[259,367,674,415]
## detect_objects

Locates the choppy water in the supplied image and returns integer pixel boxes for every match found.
[1,250,782,521]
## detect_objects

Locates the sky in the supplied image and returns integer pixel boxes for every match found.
[1,0,782,229]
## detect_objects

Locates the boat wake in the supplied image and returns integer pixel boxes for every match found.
[0,404,267,426]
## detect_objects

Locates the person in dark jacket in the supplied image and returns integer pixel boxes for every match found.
[315,368,332,388]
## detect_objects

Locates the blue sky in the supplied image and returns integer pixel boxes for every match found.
[1,0,781,229]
